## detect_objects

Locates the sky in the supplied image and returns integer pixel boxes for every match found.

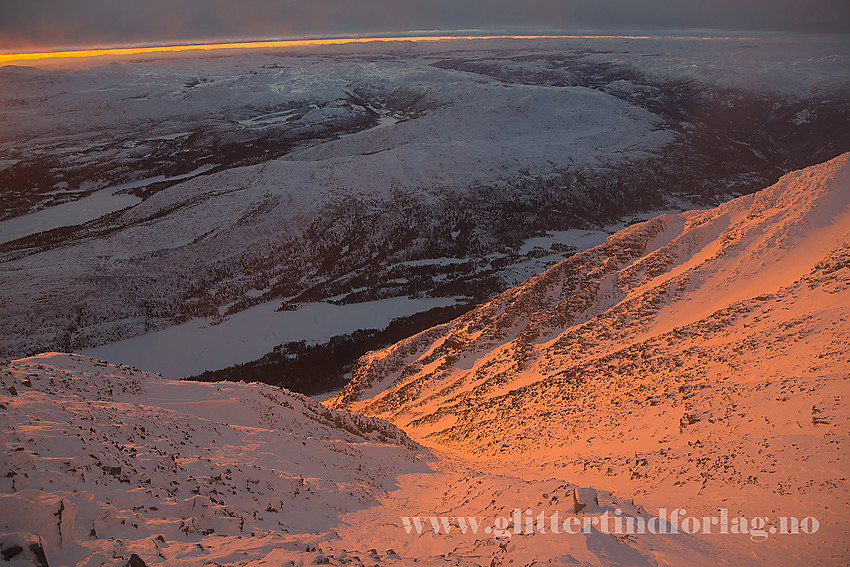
[1,0,848,53]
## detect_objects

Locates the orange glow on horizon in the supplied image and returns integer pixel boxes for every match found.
[0,34,750,66]
[0,36,548,65]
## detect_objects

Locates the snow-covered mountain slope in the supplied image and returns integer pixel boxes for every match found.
[1,35,848,374]
[0,355,800,567]
[3,156,849,565]
[0,353,730,567]
[0,353,424,565]
[331,154,850,561]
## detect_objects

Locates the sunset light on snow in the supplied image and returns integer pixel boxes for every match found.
[0,0,848,564]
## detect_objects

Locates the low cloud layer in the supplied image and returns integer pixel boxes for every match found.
[1,0,848,52]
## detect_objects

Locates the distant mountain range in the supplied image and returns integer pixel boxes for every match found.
[1,36,849,385]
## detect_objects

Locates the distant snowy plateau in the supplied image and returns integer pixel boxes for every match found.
[1,35,849,383]
[2,147,849,565]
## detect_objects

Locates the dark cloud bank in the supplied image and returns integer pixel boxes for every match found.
[1,0,848,52]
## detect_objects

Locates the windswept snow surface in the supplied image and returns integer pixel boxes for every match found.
[0,354,795,567]
[0,353,424,566]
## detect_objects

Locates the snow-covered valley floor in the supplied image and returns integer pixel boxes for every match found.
[3,33,849,373]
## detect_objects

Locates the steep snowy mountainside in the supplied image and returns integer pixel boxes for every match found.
[334,153,850,415]
[0,353,424,565]
[330,155,850,559]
